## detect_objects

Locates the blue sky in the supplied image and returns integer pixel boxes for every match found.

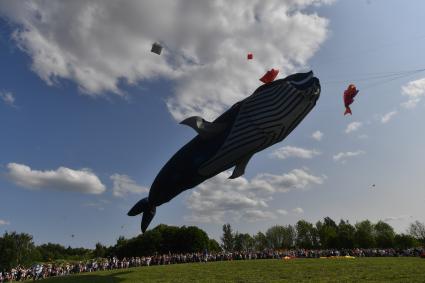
[1,0,425,248]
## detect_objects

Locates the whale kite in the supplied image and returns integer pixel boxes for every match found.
[128,71,321,232]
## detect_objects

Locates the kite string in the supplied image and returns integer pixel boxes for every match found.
[322,68,425,85]
[360,69,425,90]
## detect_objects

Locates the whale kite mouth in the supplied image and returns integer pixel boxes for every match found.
[286,71,321,99]
[288,71,314,86]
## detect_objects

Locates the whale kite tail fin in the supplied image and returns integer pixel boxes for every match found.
[127,197,156,233]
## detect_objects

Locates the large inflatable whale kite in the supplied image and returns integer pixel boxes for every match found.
[128,71,321,232]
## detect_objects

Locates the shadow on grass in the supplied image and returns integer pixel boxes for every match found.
[44,271,132,283]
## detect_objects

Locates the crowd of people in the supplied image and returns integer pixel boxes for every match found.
[1,248,424,282]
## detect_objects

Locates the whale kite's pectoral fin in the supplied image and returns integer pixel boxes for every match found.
[229,154,253,179]
[180,116,227,139]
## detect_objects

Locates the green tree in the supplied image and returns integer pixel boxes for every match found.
[253,232,268,251]
[221,224,234,252]
[154,224,181,253]
[355,220,375,248]
[93,242,107,258]
[281,225,296,249]
[265,225,296,249]
[265,226,285,249]
[408,221,425,245]
[180,226,209,253]
[394,234,419,249]
[295,220,317,249]
[337,220,355,249]
[208,239,222,252]
[0,232,39,270]
[234,233,254,252]
[316,217,338,249]
[374,221,395,248]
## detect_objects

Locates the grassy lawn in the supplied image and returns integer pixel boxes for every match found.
[43,257,425,283]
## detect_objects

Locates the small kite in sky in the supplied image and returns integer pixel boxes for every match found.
[247,53,253,60]
[343,84,359,115]
[151,42,163,55]
[260,68,279,84]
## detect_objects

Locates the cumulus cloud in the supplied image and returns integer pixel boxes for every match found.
[244,210,277,222]
[0,91,15,107]
[110,174,149,197]
[0,219,10,226]
[276,209,288,215]
[333,150,365,163]
[185,168,325,223]
[5,163,106,194]
[0,0,333,121]
[345,122,362,134]
[292,207,304,214]
[311,130,323,141]
[82,199,110,211]
[383,215,413,222]
[381,111,397,124]
[271,146,320,160]
[401,77,425,108]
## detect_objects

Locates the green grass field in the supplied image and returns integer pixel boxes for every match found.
[43,258,425,283]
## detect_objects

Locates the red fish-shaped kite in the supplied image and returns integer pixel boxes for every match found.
[260,68,279,84]
[343,84,359,115]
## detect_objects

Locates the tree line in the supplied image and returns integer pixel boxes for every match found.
[221,218,425,252]
[0,224,220,271]
[1,218,424,271]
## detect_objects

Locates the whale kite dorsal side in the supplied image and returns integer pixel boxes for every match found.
[229,153,254,179]
[180,116,227,139]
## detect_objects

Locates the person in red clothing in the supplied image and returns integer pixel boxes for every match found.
[343,84,359,115]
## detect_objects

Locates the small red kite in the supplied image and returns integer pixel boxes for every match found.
[247,53,253,60]
[260,68,279,84]
[343,84,359,115]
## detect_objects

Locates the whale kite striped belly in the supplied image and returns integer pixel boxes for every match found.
[198,72,318,177]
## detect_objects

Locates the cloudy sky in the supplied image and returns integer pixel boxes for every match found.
[1,0,424,248]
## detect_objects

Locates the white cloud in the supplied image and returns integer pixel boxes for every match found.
[253,169,326,193]
[345,121,362,134]
[333,150,365,163]
[271,146,321,160]
[383,215,413,222]
[0,91,15,106]
[401,77,425,108]
[0,219,10,226]
[244,210,277,222]
[292,207,304,214]
[276,209,288,215]
[0,0,333,121]
[6,163,105,194]
[82,199,110,211]
[110,174,149,197]
[83,202,105,211]
[185,168,325,223]
[381,111,397,124]
[311,130,323,141]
